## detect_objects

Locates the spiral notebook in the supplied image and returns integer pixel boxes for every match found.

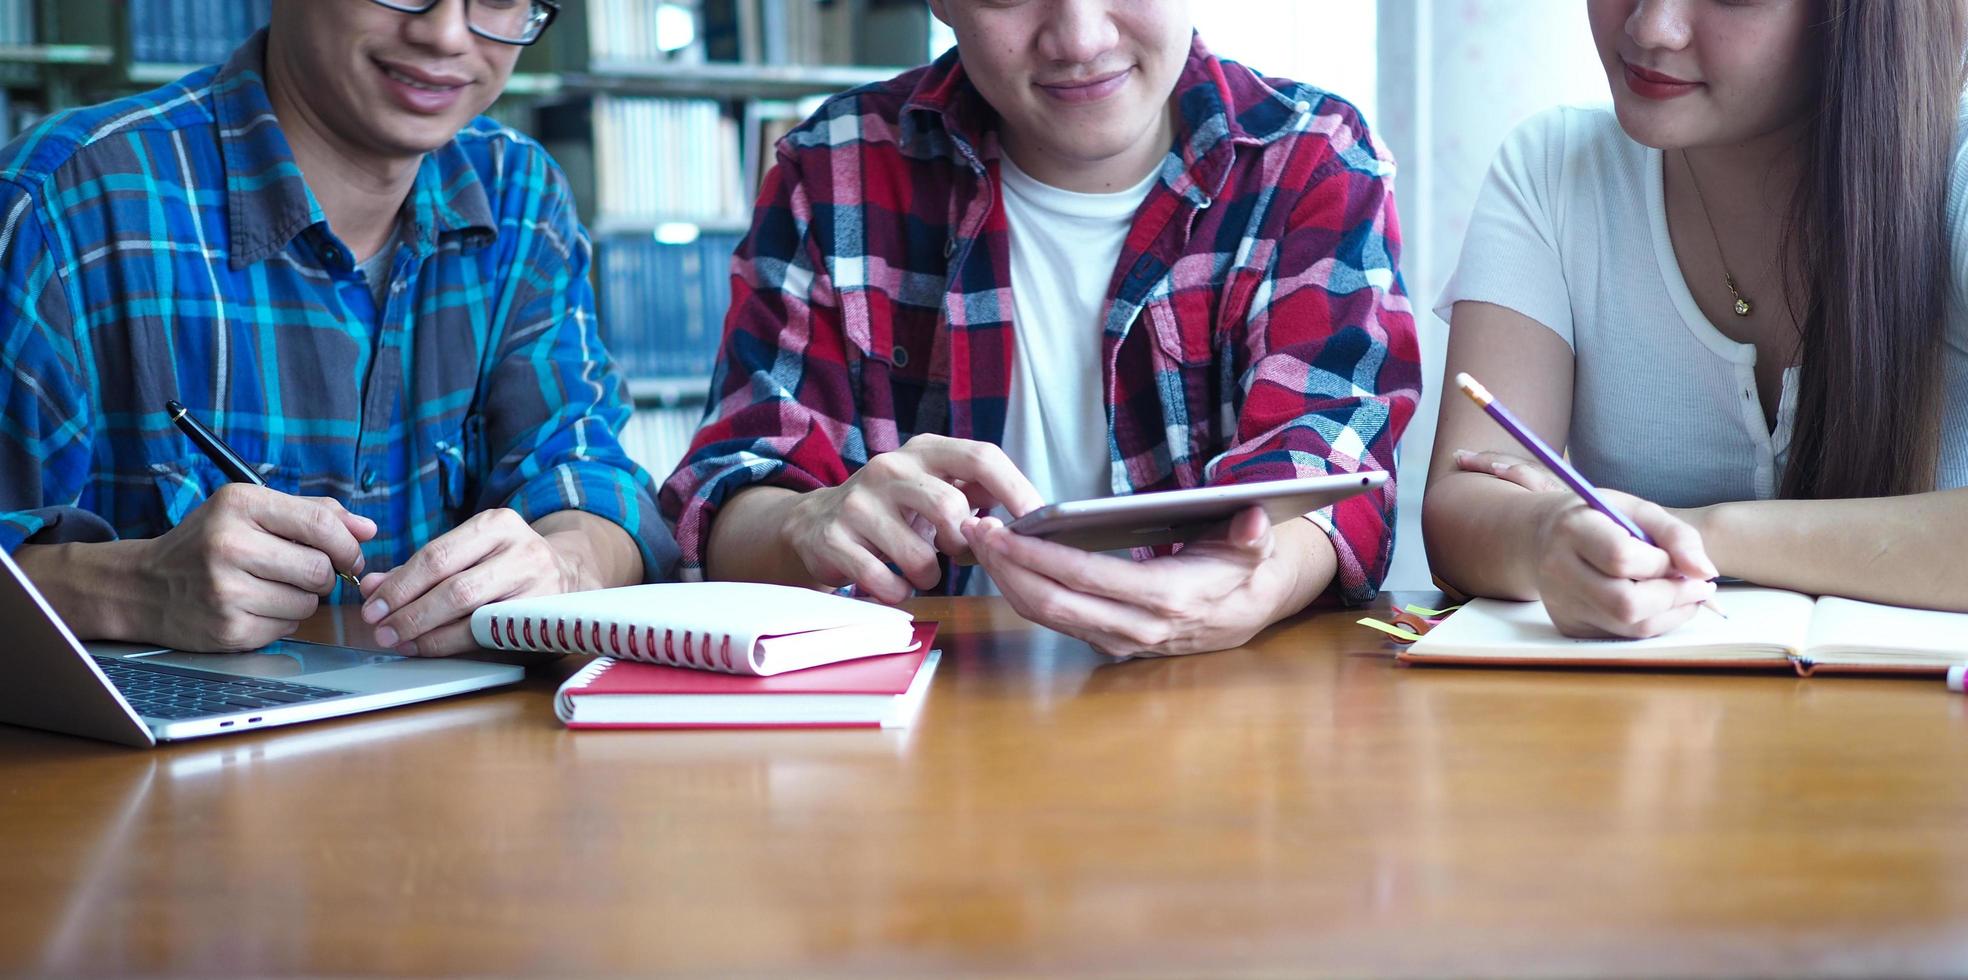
[469,582,919,676]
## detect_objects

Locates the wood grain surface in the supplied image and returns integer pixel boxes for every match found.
[3,595,1965,977]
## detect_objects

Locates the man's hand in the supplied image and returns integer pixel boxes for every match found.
[961,505,1324,658]
[780,434,1044,604]
[359,509,639,657]
[139,484,374,651]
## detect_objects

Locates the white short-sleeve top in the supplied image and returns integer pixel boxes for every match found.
[1436,104,1968,506]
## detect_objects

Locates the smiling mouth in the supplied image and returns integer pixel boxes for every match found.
[380,64,465,91]
[1623,59,1698,87]
[1041,70,1127,90]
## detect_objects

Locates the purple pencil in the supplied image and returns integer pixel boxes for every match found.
[1455,372,1725,619]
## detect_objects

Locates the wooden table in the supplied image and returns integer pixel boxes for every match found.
[3,595,1967,977]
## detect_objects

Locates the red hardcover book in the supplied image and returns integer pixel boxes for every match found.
[554,624,940,729]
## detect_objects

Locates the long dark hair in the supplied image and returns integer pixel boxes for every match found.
[1782,0,1968,499]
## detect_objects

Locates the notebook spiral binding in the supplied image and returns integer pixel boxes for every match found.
[554,655,618,719]
[490,614,741,672]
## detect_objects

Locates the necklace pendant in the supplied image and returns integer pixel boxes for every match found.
[1733,296,1752,317]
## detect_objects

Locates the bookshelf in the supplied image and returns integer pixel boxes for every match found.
[0,43,114,66]
[562,61,901,99]
[535,0,935,478]
[0,0,937,481]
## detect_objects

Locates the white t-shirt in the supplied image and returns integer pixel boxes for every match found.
[965,156,1157,595]
[1436,104,1968,506]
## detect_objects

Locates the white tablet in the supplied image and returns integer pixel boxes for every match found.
[1005,472,1388,552]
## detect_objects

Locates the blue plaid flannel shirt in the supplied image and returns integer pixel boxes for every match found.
[0,34,676,595]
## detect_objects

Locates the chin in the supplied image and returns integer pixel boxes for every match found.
[372,128,461,159]
[1609,100,1699,151]
[1051,125,1155,164]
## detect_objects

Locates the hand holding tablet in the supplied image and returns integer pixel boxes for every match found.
[1006,472,1388,552]
[961,472,1381,659]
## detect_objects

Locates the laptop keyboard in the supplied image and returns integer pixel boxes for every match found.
[92,656,349,721]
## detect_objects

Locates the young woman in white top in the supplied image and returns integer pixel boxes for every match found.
[1424,0,1968,637]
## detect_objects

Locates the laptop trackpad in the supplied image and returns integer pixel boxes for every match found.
[126,641,397,679]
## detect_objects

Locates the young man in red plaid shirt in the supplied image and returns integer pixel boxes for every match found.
[660,0,1422,657]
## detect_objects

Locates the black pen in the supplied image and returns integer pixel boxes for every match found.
[164,400,362,590]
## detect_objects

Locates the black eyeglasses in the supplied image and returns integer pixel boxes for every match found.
[366,0,561,47]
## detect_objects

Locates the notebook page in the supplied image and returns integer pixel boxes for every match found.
[1407,586,1814,662]
[1804,596,1968,667]
[755,621,922,674]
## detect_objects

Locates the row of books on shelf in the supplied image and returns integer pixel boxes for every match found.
[0,0,33,46]
[593,95,745,224]
[586,0,931,69]
[597,230,743,382]
[584,0,706,68]
[617,404,708,488]
[129,0,269,66]
[538,93,807,227]
[2,0,935,77]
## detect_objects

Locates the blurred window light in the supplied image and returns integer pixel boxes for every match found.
[654,222,702,245]
[1194,1,1377,122]
[655,2,697,53]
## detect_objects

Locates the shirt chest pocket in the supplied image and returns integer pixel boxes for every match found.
[1139,256,1265,370]
[149,456,306,528]
[432,413,486,519]
[1134,260,1267,479]
[1142,295,1214,369]
[844,298,951,442]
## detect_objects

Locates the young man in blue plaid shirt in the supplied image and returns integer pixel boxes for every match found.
[0,0,674,656]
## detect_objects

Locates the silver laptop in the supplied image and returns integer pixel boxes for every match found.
[0,546,524,748]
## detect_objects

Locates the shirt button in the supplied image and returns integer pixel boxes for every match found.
[943,239,956,258]
[892,345,909,367]
[360,469,378,491]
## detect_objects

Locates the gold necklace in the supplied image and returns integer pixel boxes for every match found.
[1681,149,1752,317]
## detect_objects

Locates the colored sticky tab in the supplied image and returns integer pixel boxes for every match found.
[1403,603,1463,619]
[1357,617,1425,643]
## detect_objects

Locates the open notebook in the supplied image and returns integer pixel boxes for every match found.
[1401,586,1968,675]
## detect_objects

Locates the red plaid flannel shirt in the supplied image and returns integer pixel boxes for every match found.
[660,36,1422,603]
